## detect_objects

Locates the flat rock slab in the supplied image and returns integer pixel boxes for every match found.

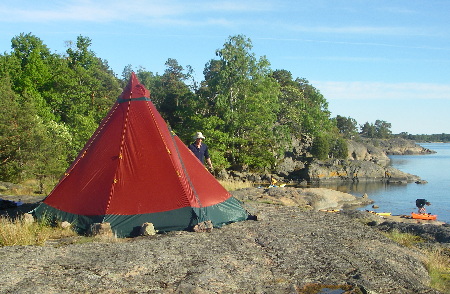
[0,203,441,293]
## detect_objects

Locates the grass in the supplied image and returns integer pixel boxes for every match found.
[425,247,450,292]
[0,214,125,246]
[0,214,77,246]
[383,229,450,292]
[218,180,253,191]
[382,229,424,247]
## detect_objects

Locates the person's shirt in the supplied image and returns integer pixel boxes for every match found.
[188,142,210,164]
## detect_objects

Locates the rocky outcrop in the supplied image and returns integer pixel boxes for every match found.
[232,187,373,211]
[302,138,430,183]
[305,158,420,183]
[347,140,390,165]
[0,191,444,294]
[368,138,436,155]
[222,138,430,184]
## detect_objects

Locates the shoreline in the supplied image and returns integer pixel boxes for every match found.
[1,187,447,225]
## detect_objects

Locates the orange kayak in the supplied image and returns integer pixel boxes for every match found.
[411,213,437,220]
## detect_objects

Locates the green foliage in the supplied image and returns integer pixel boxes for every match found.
[396,132,450,142]
[200,35,281,170]
[330,137,348,159]
[335,115,358,138]
[9,33,56,122]
[374,120,392,138]
[360,122,376,138]
[0,77,27,181]
[0,74,73,182]
[0,33,120,181]
[360,120,392,139]
[271,70,305,136]
[1,32,356,180]
[66,36,96,69]
[311,134,330,160]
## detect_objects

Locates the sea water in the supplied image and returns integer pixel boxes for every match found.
[350,143,450,223]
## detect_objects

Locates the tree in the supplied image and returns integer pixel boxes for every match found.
[159,58,196,129]
[0,76,70,182]
[360,120,392,139]
[9,33,56,121]
[66,35,95,69]
[360,122,376,138]
[295,78,334,137]
[335,115,358,138]
[271,69,304,137]
[330,137,348,159]
[311,134,330,160]
[200,35,281,170]
[271,70,335,138]
[374,120,392,139]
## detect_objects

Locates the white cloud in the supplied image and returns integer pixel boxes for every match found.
[290,25,419,36]
[0,0,274,23]
[311,81,450,101]
[0,1,177,22]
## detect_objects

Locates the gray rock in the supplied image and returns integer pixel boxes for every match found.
[0,204,441,293]
[89,222,113,237]
[233,187,373,211]
[60,221,71,230]
[371,138,435,155]
[347,140,390,166]
[193,220,213,233]
[22,213,35,224]
[140,222,157,236]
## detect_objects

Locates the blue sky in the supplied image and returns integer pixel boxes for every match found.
[1,0,449,135]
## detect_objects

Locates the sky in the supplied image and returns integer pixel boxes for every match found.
[1,0,449,135]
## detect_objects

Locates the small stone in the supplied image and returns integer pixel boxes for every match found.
[140,222,157,236]
[60,221,71,229]
[90,222,113,237]
[22,213,34,224]
[193,220,213,232]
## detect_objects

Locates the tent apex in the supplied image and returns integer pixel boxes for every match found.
[119,72,150,99]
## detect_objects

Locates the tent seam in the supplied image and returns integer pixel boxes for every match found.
[106,100,131,214]
[143,101,203,221]
[169,130,206,223]
[43,103,120,205]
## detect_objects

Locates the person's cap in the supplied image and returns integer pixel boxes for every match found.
[193,132,205,139]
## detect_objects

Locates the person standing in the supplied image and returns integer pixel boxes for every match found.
[188,132,213,171]
[416,199,431,214]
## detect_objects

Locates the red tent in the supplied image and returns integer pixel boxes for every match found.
[32,73,248,237]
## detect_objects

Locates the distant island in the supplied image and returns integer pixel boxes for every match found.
[394,132,450,143]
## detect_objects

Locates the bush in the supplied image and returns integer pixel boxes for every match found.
[311,135,330,160]
[330,137,348,159]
